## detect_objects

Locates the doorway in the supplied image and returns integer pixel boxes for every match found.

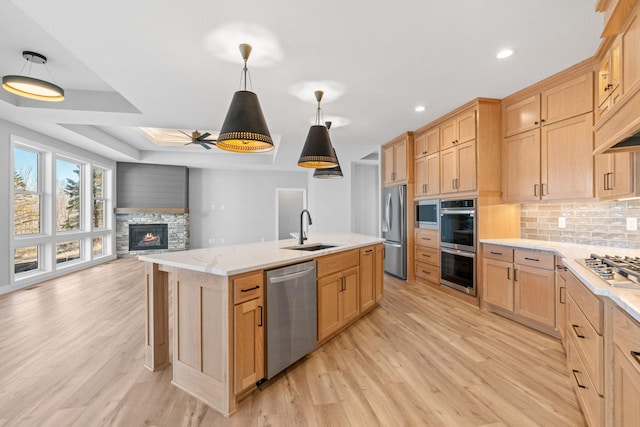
[351,163,379,237]
[276,189,306,240]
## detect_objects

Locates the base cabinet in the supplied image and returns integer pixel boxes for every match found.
[360,245,384,310]
[613,307,640,427]
[414,229,440,286]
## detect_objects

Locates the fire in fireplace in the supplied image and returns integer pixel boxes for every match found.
[129,224,168,251]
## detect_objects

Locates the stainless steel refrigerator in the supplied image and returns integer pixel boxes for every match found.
[382,184,407,279]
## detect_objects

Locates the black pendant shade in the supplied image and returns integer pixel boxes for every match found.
[217,44,273,153]
[2,51,64,102]
[313,121,343,178]
[216,90,274,152]
[298,91,338,168]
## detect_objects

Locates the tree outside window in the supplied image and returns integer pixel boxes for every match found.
[56,159,81,232]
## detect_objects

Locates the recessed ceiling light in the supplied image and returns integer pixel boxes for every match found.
[414,105,426,112]
[496,49,514,59]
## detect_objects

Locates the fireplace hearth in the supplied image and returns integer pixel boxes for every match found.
[129,224,168,251]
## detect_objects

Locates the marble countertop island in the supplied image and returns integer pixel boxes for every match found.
[139,232,384,276]
[481,238,640,323]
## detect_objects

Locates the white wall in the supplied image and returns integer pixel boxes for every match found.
[351,163,380,237]
[189,168,308,248]
[0,118,117,291]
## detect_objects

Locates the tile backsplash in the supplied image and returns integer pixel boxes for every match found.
[521,200,640,249]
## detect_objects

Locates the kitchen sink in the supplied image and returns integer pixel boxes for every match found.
[283,244,338,251]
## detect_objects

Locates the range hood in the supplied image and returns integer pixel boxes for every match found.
[610,131,640,151]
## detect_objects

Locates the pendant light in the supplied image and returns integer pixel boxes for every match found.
[298,91,339,168]
[2,51,65,102]
[217,44,273,153]
[313,122,343,178]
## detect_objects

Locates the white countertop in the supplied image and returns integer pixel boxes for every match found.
[139,233,384,276]
[481,238,640,323]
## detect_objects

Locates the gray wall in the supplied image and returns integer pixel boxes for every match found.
[189,168,308,248]
[351,163,380,237]
[117,162,188,208]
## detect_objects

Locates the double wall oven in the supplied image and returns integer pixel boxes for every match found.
[439,199,477,296]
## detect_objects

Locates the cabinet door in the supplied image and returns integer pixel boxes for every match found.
[234,297,264,394]
[456,110,476,144]
[541,113,594,201]
[375,245,384,302]
[614,346,640,427]
[440,119,456,149]
[415,129,439,158]
[415,156,428,197]
[623,10,640,93]
[611,152,635,198]
[541,72,593,125]
[440,146,457,194]
[503,95,540,137]
[483,258,514,311]
[317,273,341,342]
[414,132,428,158]
[341,267,360,325]
[394,140,408,182]
[383,145,395,185]
[557,269,567,342]
[425,153,440,196]
[359,247,376,312]
[503,129,541,202]
[456,140,477,192]
[514,265,556,328]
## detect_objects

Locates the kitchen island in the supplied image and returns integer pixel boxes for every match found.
[139,233,384,416]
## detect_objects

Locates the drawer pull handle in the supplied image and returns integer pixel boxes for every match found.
[524,257,540,262]
[422,237,431,241]
[422,254,431,258]
[422,270,431,275]
[490,251,503,255]
[258,305,263,327]
[572,370,587,389]
[632,351,640,366]
[365,249,373,253]
[507,267,511,280]
[240,286,260,293]
[571,324,585,339]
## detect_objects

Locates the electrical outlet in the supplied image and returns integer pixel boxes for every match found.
[627,217,638,231]
[558,217,566,229]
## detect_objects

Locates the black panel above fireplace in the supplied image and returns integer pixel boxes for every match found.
[129,224,169,251]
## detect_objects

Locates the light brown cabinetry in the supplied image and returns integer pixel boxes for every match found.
[598,36,622,119]
[317,250,360,343]
[414,127,440,157]
[441,139,476,194]
[415,153,440,197]
[566,271,604,427]
[482,245,557,334]
[596,151,635,198]
[612,306,640,426]
[502,72,594,203]
[383,133,412,186]
[440,110,476,149]
[556,260,568,343]
[360,244,384,311]
[414,229,440,286]
[233,271,264,395]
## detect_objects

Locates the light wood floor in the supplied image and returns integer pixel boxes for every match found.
[0,258,586,426]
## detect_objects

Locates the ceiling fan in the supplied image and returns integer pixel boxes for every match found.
[180,130,217,150]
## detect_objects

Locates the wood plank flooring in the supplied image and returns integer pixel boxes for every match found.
[0,258,586,426]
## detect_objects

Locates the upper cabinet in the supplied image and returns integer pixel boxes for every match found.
[383,132,413,186]
[597,36,622,119]
[440,109,476,150]
[502,71,595,203]
[596,151,636,199]
[414,128,440,158]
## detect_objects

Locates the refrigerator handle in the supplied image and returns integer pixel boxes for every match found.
[383,192,391,232]
[399,186,405,240]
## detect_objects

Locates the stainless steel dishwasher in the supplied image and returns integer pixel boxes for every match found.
[265,260,317,379]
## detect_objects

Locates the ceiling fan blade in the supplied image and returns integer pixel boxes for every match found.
[178,130,191,138]
[198,132,211,140]
[200,142,212,150]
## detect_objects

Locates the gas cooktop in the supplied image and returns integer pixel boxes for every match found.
[576,254,640,289]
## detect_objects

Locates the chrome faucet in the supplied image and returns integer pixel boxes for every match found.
[299,209,312,245]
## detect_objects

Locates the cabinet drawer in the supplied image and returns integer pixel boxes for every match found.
[614,307,640,374]
[317,249,359,278]
[483,244,514,262]
[567,294,604,395]
[415,246,439,266]
[514,249,555,270]
[415,229,439,248]
[567,336,604,427]
[415,262,439,284]
[567,272,603,334]
[233,271,264,304]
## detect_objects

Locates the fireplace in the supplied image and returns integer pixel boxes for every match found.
[129,224,168,251]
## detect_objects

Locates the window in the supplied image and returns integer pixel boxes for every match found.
[93,168,106,229]
[11,140,114,286]
[13,148,41,235]
[56,159,81,232]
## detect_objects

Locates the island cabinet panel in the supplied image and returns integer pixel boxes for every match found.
[359,247,376,312]
[172,269,232,416]
[234,296,264,394]
[375,244,384,302]
[317,273,342,341]
[613,307,640,426]
[144,262,169,371]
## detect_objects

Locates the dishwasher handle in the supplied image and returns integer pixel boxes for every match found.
[268,267,315,284]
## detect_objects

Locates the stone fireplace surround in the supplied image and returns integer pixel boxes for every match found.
[115,209,189,258]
